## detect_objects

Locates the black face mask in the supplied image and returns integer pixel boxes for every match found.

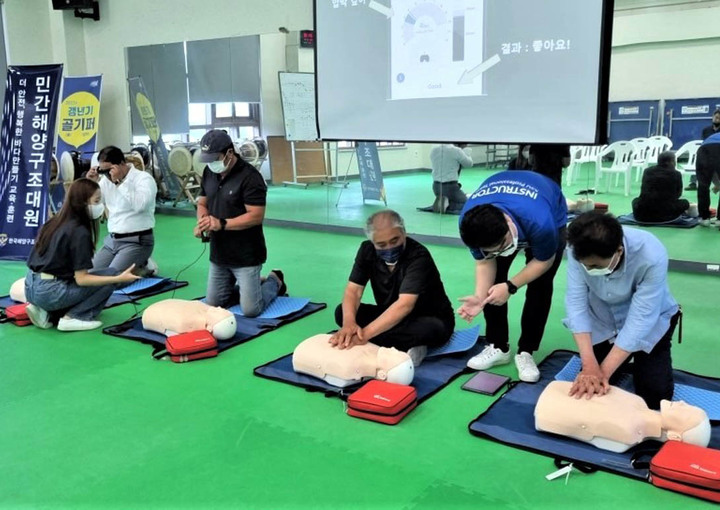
[713,121,720,128]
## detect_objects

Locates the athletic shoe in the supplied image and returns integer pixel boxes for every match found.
[685,183,697,191]
[467,344,512,370]
[57,317,103,332]
[699,218,718,227]
[515,352,540,383]
[269,269,287,295]
[26,304,52,329]
[407,345,427,368]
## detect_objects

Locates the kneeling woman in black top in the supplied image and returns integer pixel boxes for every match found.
[25,178,140,331]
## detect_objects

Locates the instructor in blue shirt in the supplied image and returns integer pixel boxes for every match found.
[458,171,567,382]
[564,212,680,409]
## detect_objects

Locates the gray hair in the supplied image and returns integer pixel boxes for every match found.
[657,150,676,168]
[364,210,405,240]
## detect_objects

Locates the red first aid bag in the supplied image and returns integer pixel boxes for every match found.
[0,303,31,327]
[347,380,417,425]
[156,330,218,363]
[649,441,720,502]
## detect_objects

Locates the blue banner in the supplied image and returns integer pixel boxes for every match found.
[0,64,64,261]
[355,141,386,203]
[56,74,102,158]
[127,76,180,197]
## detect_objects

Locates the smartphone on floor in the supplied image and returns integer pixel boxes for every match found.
[461,371,510,396]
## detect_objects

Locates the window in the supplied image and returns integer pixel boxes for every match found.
[187,102,261,142]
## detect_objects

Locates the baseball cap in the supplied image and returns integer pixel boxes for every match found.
[199,129,233,162]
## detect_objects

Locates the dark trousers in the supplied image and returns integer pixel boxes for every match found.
[696,146,720,219]
[484,228,566,354]
[632,197,689,223]
[593,311,679,410]
[334,304,452,351]
[432,181,467,213]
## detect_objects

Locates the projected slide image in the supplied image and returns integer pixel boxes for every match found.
[391,0,487,100]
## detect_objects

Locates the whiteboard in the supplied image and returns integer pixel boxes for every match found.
[278,72,318,141]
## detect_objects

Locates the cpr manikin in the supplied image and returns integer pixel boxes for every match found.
[292,334,415,387]
[142,299,237,340]
[9,278,26,303]
[535,381,711,453]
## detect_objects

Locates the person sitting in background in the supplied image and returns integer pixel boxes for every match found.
[86,146,159,276]
[632,151,694,222]
[330,210,455,367]
[686,108,720,191]
[24,179,140,331]
[430,143,473,213]
[507,144,532,171]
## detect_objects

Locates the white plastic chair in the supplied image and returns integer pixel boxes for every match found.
[567,145,605,187]
[675,140,703,183]
[640,136,674,181]
[629,137,651,182]
[648,135,673,152]
[594,141,635,196]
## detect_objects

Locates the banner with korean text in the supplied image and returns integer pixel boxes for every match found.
[127,76,179,197]
[0,64,63,260]
[355,141,386,204]
[56,75,102,159]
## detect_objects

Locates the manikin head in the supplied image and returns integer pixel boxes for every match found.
[375,347,414,385]
[204,306,237,340]
[659,400,711,447]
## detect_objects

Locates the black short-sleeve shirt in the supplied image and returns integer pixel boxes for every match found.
[200,157,268,267]
[529,144,571,186]
[349,237,455,328]
[27,219,94,280]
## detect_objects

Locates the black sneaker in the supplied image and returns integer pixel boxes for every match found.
[270,269,287,296]
[685,183,697,191]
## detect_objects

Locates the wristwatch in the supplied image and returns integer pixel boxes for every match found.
[505,280,518,295]
[219,218,227,231]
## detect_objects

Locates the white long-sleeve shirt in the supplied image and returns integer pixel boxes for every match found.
[99,165,157,234]
[430,144,473,183]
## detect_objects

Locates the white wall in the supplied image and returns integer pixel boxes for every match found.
[609,2,720,100]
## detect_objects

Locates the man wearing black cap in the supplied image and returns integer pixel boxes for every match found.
[195,129,285,317]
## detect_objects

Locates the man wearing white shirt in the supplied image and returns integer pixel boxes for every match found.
[87,146,158,275]
[430,143,473,213]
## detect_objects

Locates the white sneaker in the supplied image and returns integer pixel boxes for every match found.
[26,304,52,329]
[467,344,512,370]
[407,345,427,368]
[700,218,718,227]
[57,317,103,332]
[515,352,540,383]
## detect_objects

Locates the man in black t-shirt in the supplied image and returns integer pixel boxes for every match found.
[195,130,285,317]
[687,109,720,191]
[528,144,571,187]
[330,210,455,366]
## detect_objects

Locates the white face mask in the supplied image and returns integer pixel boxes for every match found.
[207,154,228,174]
[583,252,619,276]
[87,203,104,220]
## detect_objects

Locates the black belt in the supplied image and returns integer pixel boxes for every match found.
[111,229,153,239]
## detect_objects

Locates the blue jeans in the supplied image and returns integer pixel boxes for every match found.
[24,268,119,321]
[205,263,280,317]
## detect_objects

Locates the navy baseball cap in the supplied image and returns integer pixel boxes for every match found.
[199,130,233,163]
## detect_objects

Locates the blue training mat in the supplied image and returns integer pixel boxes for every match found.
[427,325,481,358]
[253,341,487,403]
[228,297,310,320]
[113,277,169,295]
[469,350,720,481]
[102,301,327,354]
[617,213,699,228]
[555,355,720,420]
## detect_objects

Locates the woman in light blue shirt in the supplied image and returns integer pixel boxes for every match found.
[564,212,680,409]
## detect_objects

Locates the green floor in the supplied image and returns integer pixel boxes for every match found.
[265,163,720,263]
[1,214,719,508]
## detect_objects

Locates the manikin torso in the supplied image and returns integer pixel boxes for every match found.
[142,299,237,340]
[292,334,414,387]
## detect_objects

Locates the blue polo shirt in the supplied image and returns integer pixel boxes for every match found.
[703,132,720,145]
[459,171,567,261]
